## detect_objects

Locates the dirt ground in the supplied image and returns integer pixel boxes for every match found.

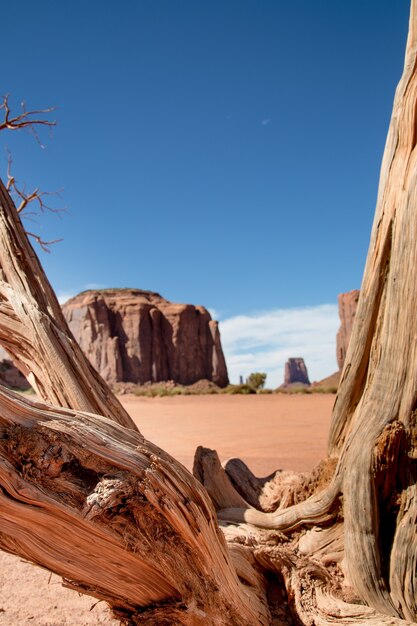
[0,393,334,625]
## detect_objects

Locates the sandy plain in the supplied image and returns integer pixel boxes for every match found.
[0,392,334,625]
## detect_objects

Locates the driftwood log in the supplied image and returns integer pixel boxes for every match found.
[2,2,417,624]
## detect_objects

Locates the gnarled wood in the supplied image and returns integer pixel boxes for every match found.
[223,456,337,512]
[298,524,344,566]
[255,547,415,626]
[2,2,417,624]
[193,446,249,509]
[0,386,270,625]
[0,180,136,431]
[224,457,300,511]
[207,2,417,622]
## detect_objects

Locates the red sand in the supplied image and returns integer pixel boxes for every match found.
[123,393,334,476]
[0,393,334,624]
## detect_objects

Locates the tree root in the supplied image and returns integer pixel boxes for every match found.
[218,476,341,531]
[255,546,415,626]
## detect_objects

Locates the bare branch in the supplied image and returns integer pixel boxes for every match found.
[25,232,63,253]
[6,151,65,215]
[5,151,65,252]
[1,97,62,249]
[0,94,56,147]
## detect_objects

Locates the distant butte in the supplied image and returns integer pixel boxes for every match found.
[336,289,360,370]
[283,357,310,386]
[62,288,229,387]
[314,289,360,388]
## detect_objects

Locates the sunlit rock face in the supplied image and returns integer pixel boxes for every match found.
[62,288,229,387]
[336,289,360,370]
[283,358,310,386]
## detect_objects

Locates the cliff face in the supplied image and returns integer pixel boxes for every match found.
[336,289,360,370]
[62,289,229,387]
[283,357,310,386]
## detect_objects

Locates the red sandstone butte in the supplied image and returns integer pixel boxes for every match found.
[283,357,310,386]
[62,288,229,387]
[336,289,360,370]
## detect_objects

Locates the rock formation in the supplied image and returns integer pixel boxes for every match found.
[62,288,229,387]
[283,357,310,386]
[336,289,360,370]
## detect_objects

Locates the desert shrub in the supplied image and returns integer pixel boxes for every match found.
[274,385,312,395]
[134,385,184,397]
[133,381,222,397]
[289,386,311,394]
[310,386,338,394]
[223,384,256,395]
[246,372,267,390]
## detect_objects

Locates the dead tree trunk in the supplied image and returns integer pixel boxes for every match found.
[0,179,135,431]
[0,386,270,625]
[213,2,417,623]
[2,2,417,624]
[0,127,273,624]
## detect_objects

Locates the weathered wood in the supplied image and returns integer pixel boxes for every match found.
[223,457,287,510]
[218,477,340,530]
[298,524,344,566]
[193,447,250,509]
[0,179,136,431]
[223,456,337,512]
[1,2,417,624]
[389,484,417,622]
[255,547,416,626]
[0,386,270,625]
[212,3,417,621]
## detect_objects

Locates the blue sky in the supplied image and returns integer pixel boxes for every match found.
[0,1,411,385]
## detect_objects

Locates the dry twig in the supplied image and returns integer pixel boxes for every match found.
[0,94,55,147]
[5,152,64,252]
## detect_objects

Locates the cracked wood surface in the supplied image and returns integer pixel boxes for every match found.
[0,386,270,625]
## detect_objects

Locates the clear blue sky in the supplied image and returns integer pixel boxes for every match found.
[0,1,411,384]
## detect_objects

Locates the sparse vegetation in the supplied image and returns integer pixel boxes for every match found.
[119,379,337,397]
[277,385,338,395]
[134,384,185,398]
[246,372,267,390]
[276,385,312,394]
[223,383,256,395]
[310,385,337,394]
[130,379,223,397]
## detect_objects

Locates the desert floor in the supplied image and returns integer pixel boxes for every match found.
[0,393,334,625]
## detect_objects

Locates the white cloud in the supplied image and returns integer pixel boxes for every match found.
[261,118,271,126]
[219,304,339,387]
[56,291,76,304]
[84,282,107,290]
[208,308,221,321]
[56,283,109,305]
